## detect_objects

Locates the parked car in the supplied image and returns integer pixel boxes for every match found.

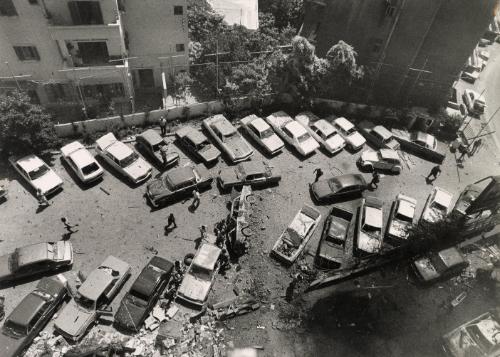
[0,184,7,202]
[54,256,131,342]
[447,87,460,111]
[442,312,500,357]
[218,161,280,191]
[358,148,402,173]
[412,247,468,284]
[271,205,322,265]
[176,243,221,309]
[421,187,454,223]
[391,129,446,163]
[240,114,284,155]
[358,121,400,150]
[146,165,213,208]
[175,125,220,164]
[331,117,366,151]
[114,257,173,332]
[266,111,319,156]
[61,141,104,184]
[9,155,63,197]
[0,241,73,284]
[96,133,152,184]
[136,129,179,168]
[0,275,67,357]
[463,89,486,116]
[295,112,345,155]
[453,184,481,217]
[311,174,367,203]
[385,194,417,244]
[461,70,480,84]
[356,197,384,255]
[203,114,253,163]
[316,203,357,269]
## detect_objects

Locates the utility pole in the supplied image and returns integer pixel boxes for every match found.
[406,57,431,105]
[204,41,230,98]
[5,62,20,90]
[460,88,486,133]
[466,105,500,150]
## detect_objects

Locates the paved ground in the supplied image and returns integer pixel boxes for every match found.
[1,45,500,357]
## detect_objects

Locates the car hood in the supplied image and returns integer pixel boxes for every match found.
[358,231,382,254]
[224,136,253,160]
[177,274,212,303]
[319,239,344,263]
[147,179,170,197]
[388,219,410,239]
[218,169,239,185]
[0,254,11,281]
[54,300,95,339]
[123,158,151,180]
[386,139,400,150]
[325,135,345,151]
[198,145,220,162]
[262,136,284,153]
[311,180,332,199]
[298,138,319,155]
[32,171,63,194]
[347,132,366,148]
[115,296,147,331]
[361,151,378,163]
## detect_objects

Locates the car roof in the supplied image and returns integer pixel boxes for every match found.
[192,244,221,271]
[167,166,195,187]
[130,258,172,299]
[107,141,133,161]
[96,133,118,150]
[69,147,95,167]
[334,117,354,131]
[434,188,453,207]
[438,247,465,268]
[78,268,115,301]
[312,119,335,136]
[285,121,307,136]
[397,199,416,218]
[16,155,45,172]
[473,315,500,347]
[364,206,383,228]
[333,174,366,188]
[184,128,207,146]
[208,115,235,136]
[61,141,84,157]
[379,149,399,160]
[7,292,46,328]
[139,129,163,146]
[16,243,50,267]
[249,117,270,132]
[373,126,392,140]
[240,161,266,176]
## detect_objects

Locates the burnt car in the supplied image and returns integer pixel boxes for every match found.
[54,256,131,342]
[114,257,173,332]
[316,203,358,269]
[442,312,500,357]
[412,247,468,284]
[358,121,400,150]
[452,184,481,217]
[0,275,67,357]
[0,241,73,284]
[391,129,446,163]
[175,125,220,164]
[218,161,281,191]
[136,129,179,168]
[356,196,384,256]
[311,174,367,203]
[146,165,213,208]
[385,194,417,245]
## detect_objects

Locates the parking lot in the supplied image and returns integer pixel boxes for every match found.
[1,110,500,356]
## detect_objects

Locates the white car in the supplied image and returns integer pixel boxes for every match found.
[95,133,152,184]
[61,141,103,184]
[358,149,402,173]
[462,89,486,116]
[266,111,319,156]
[421,187,454,223]
[295,112,345,155]
[9,155,63,196]
[331,116,366,151]
[356,197,384,255]
[386,194,417,243]
[240,114,284,155]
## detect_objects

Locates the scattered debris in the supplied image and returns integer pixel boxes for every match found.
[451,291,467,307]
[99,187,110,195]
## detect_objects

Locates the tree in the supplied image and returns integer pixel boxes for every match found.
[0,90,60,155]
[187,0,226,44]
[172,72,193,104]
[259,0,304,30]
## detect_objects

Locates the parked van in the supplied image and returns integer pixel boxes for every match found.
[462,89,486,116]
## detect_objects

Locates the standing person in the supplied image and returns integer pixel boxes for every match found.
[470,138,482,155]
[285,274,300,302]
[159,116,167,136]
[427,165,441,181]
[165,213,177,230]
[160,145,168,166]
[370,171,380,189]
[191,189,201,210]
[36,188,50,207]
[313,168,324,183]
[61,217,79,238]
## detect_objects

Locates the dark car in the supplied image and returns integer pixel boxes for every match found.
[218,161,281,191]
[316,203,358,269]
[311,174,367,203]
[136,129,179,169]
[114,256,173,332]
[146,165,213,208]
[175,126,220,164]
[0,241,73,284]
[412,247,469,284]
[392,130,446,163]
[358,121,400,150]
[452,184,481,217]
[0,275,67,357]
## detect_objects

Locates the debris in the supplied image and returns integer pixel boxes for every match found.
[0,296,5,321]
[166,305,179,319]
[99,187,110,195]
[152,306,167,321]
[256,325,265,329]
[451,292,467,307]
[144,315,157,330]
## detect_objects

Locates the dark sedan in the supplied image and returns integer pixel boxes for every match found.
[0,275,67,357]
[392,129,446,163]
[218,161,281,191]
[311,174,367,203]
[136,129,179,169]
[146,165,213,208]
[114,256,173,332]
[358,121,400,150]
[175,126,220,164]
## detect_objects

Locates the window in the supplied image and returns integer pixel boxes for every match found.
[77,41,109,65]
[0,0,17,16]
[137,69,155,88]
[28,0,38,4]
[68,1,103,25]
[174,5,183,15]
[176,43,185,52]
[14,46,40,61]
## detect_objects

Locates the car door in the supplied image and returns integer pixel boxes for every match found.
[249,124,260,143]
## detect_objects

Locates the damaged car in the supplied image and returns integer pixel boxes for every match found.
[311,174,367,203]
[385,194,417,245]
[240,114,284,155]
[295,112,346,155]
[421,186,454,223]
[356,197,384,256]
[218,161,280,192]
[358,148,402,174]
[412,247,468,284]
[61,141,104,184]
[136,129,179,169]
[175,125,221,164]
[358,121,400,150]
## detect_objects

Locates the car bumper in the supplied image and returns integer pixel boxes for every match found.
[43,183,63,197]
[130,170,152,184]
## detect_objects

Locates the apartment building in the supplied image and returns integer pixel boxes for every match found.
[0,0,188,119]
[299,0,497,108]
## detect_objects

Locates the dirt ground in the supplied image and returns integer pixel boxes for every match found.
[0,112,499,356]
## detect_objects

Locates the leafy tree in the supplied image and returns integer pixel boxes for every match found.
[259,0,304,30]
[0,90,60,155]
[172,71,193,103]
[187,0,225,44]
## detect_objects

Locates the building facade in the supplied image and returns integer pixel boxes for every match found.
[0,0,188,120]
[299,0,498,107]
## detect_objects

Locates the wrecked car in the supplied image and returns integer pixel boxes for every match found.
[311,174,367,203]
[385,194,417,244]
[412,247,468,284]
[0,275,67,357]
[136,129,179,169]
[9,155,63,197]
[61,141,104,184]
[54,256,131,342]
[295,112,346,155]
[114,256,173,332]
[240,114,284,155]
[175,125,221,164]
[356,196,384,256]
[392,130,446,163]
[0,241,73,284]
[218,161,281,192]
[421,186,454,223]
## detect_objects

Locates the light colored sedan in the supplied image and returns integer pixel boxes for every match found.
[421,186,454,223]
[331,116,366,151]
[358,148,402,173]
[95,133,152,184]
[266,111,319,156]
[356,197,384,255]
[61,141,103,183]
[386,194,417,243]
[9,154,63,196]
[295,112,345,155]
[240,114,284,155]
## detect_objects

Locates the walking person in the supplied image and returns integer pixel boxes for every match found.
[191,189,201,210]
[313,168,324,183]
[36,188,50,208]
[159,116,167,136]
[370,171,380,189]
[285,274,300,302]
[61,217,79,233]
[470,138,482,156]
[427,165,441,181]
[165,213,177,230]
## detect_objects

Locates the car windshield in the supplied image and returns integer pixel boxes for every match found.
[82,163,99,175]
[297,133,311,143]
[395,212,412,223]
[119,152,139,167]
[191,265,211,281]
[28,165,50,180]
[345,127,356,135]
[196,141,208,150]
[222,130,237,141]
[130,288,149,302]
[4,320,26,336]
[152,141,165,152]
[430,201,446,212]
[75,295,96,310]
[260,127,274,139]
[362,223,380,235]
[466,325,496,353]
[328,179,342,192]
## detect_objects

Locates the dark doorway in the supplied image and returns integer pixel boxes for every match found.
[68,1,103,25]
[77,41,109,65]
[138,69,155,88]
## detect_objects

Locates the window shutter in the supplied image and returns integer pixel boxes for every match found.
[68,1,82,25]
[14,46,25,60]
